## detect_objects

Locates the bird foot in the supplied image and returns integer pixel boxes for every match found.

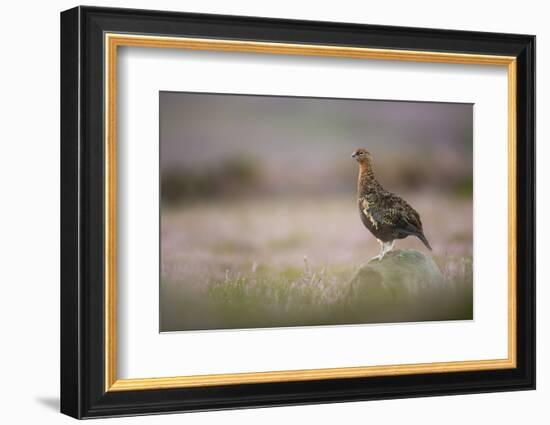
[370,240,394,263]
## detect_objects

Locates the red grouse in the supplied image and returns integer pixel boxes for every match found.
[352,148,432,260]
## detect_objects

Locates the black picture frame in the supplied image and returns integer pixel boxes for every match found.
[61,5,535,419]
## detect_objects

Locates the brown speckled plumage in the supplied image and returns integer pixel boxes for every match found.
[352,148,431,259]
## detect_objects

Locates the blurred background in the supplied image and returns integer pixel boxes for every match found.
[160,91,473,331]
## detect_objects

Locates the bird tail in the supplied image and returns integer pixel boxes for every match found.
[416,232,432,251]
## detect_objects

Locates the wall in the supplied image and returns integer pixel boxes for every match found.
[0,1,545,423]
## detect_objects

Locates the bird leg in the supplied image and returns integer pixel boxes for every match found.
[370,239,385,262]
[371,240,394,262]
[381,240,395,260]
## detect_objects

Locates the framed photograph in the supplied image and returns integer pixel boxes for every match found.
[60,6,535,419]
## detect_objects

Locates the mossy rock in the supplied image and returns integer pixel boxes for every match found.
[346,249,444,320]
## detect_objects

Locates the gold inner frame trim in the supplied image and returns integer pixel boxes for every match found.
[104,33,518,392]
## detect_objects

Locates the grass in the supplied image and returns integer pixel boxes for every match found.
[160,255,472,332]
[160,195,473,332]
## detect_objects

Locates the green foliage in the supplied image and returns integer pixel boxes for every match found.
[450,175,474,199]
[160,254,473,332]
[161,157,260,205]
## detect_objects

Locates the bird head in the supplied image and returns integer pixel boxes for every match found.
[351,148,373,166]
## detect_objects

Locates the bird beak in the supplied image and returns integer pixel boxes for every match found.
[351,152,357,158]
